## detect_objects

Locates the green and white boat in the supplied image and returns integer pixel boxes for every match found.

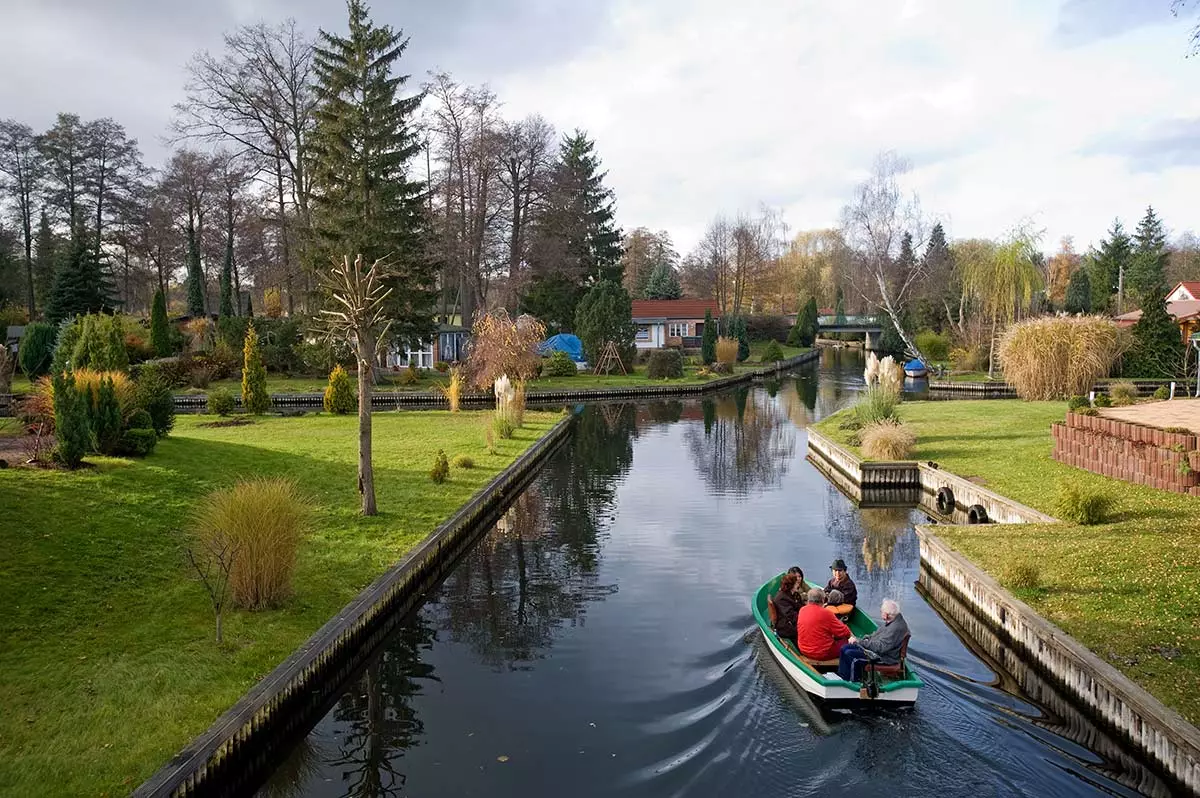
[752,574,923,707]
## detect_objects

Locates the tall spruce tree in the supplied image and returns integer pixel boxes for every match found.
[32,211,59,310]
[150,289,171,357]
[1125,207,1179,376]
[185,217,205,316]
[1092,219,1133,312]
[45,235,116,325]
[1130,206,1168,304]
[309,0,435,348]
[701,308,716,364]
[643,260,682,299]
[219,209,235,318]
[1064,268,1091,314]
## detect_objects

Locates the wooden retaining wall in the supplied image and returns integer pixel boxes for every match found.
[169,350,822,413]
[133,414,577,797]
[1053,412,1200,496]
[917,462,1057,524]
[927,378,1190,400]
[917,528,1200,795]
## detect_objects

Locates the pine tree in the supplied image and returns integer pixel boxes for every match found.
[1130,206,1168,304]
[1127,297,1182,377]
[241,323,270,414]
[185,218,205,317]
[701,308,717,364]
[1092,219,1133,312]
[309,0,435,348]
[219,209,235,318]
[574,279,636,366]
[45,236,116,325]
[734,316,750,362]
[643,260,681,299]
[150,289,171,357]
[1064,268,1091,314]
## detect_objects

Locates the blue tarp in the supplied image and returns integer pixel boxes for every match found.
[904,358,926,371]
[538,333,585,362]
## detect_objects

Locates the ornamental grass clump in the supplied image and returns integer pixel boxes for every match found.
[439,366,464,412]
[715,337,739,365]
[323,365,355,414]
[1108,381,1138,407]
[192,477,311,610]
[846,385,900,430]
[997,315,1127,400]
[452,454,474,469]
[1056,481,1112,525]
[860,420,916,460]
[1003,562,1042,590]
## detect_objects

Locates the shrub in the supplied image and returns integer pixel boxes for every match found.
[52,371,89,469]
[434,361,450,373]
[137,356,191,388]
[997,315,1127,400]
[72,314,129,372]
[1164,426,1192,434]
[116,428,158,457]
[398,364,419,386]
[543,350,577,377]
[135,365,176,437]
[430,449,450,483]
[452,454,475,469]
[1003,562,1042,590]
[208,339,241,379]
[701,309,717,364]
[188,363,214,389]
[493,415,514,440]
[126,409,153,431]
[323,365,355,414]
[1066,395,1088,411]
[860,420,916,460]
[711,361,733,374]
[915,329,950,363]
[852,385,900,427]
[193,477,311,610]
[647,349,684,379]
[1056,482,1112,525]
[948,346,984,373]
[241,324,270,415]
[1108,381,1138,406]
[1093,393,1112,408]
[93,376,123,455]
[50,316,81,375]
[760,339,784,363]
[1153,385,1170,400]
[733,316,750,361]
[207,387,236,416]
[124,331,155,364]
[574,280,636,369]
[715,337,739,364]
[18,322,56,378]
[150,289,172,356]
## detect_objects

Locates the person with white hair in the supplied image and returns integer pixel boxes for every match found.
[836,598,910,682]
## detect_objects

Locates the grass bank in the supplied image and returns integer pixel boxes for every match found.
[814,400,1200,724]
[0,410,558,795]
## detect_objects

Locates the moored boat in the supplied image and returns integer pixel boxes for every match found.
[903,358,928,379]
[752,574,922,706]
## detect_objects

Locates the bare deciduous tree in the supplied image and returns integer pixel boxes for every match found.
[186,539,237,644]
[0,119,43,315]
[318,255,393,516]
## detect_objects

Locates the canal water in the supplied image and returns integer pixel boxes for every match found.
[257,350,1167,798]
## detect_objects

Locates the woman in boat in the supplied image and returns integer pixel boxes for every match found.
[772,571,804,643]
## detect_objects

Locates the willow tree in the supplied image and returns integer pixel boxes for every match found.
[962,225,1043,378]
[319,254,392,516]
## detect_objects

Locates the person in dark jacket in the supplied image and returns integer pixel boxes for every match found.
[837,599,910,682]
[772,571,804,643]
[825,558,858,608]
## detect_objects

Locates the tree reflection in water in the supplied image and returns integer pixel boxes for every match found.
[685,388,797,496]
[822,483,919,596]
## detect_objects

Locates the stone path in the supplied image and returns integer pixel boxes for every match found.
[1100,398,1200,434]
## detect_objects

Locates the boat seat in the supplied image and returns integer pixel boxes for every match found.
[767,597,778,626]
[798,654,840,669]
[870,634,911,678]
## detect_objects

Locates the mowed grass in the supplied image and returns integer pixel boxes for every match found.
[0,410,558,796]
[814,400,1200,724]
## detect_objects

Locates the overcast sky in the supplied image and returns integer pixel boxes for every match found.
[2,0,1197,254]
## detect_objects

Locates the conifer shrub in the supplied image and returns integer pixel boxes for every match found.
[117,428,158,457]
[150,289,172,357]
[18,322,55,378]
[430,449,450,483]
[452,454,475,469]
[52,371,89,469]
[543,350,577,377]
[1056,482,1112,525]
[126,409,154,431]
[760,339,784,363]
[701,309,717,364]
[1153,385,1170,400]
[1067,395,1089,411]
[1093,393,1111,408]
[734,317,750,362]
[1073,406,1099,417]
[241,324,270,415]
[135,364,176,437]
[860,420,915,460]
[207,387,236,416]
[192,477,311,610]
[647,349,684,379]
[323,365,355,414]
[93,376,124,455]
[50,316,81,375]
[1108,381,1138,406]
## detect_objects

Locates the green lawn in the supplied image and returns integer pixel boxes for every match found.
[814,400,1200,724]
[0,410,558,795]
[8,374,31,394]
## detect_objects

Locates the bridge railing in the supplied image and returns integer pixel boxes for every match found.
[817,314,882,327]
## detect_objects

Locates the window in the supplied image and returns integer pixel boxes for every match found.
[636,325,650,341]
[668,322,689,337]
[403,342,433,368]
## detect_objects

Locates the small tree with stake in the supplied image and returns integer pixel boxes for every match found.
[186,539,236,645]
[317,254,393,517]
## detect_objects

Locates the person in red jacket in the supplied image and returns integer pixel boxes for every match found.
[796,587,851,661]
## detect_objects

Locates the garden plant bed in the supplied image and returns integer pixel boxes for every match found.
[0,411,557,795]
[813,399,1200,725]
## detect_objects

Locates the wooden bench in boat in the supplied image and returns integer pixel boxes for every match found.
[767,597,842,670]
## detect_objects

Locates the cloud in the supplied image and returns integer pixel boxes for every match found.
[1052,0,1173,47]
[1083,117,1200,172]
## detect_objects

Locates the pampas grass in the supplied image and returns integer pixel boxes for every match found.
[716,337,739,364]
[997,315,1127,400]
[860,420,916,460]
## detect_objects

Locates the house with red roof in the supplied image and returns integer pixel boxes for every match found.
[1114,282,1200,344]
[631,299,721,350]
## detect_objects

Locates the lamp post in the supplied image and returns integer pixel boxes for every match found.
[1192,332,1200,398]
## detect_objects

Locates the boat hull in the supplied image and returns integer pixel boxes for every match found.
[759,629,918,706]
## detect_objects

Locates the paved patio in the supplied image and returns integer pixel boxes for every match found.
[1100,398,1200,435]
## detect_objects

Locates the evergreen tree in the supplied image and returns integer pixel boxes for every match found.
[245,293,254,318]
[643,260,682,299]
[801,297,820,347]
[309,0,435,348]
[104,314,129,372]
[219,210,235,318]
[1127,296,1183,377]
[33,211,59,312]
[241,323,270,414]
[185,219,205,317]
[878,310,908,356]
[52,371,90,468]
[701,308,717,364]
[834,286,847,324]
[45,236,116,325]
[574,280,636,367]
[150,289,171,357]
[734,316,750,362]
[93,375,123,455]
[1130,206,1168,304]
[1092,219,1133,312]
[1064,268,1091,314]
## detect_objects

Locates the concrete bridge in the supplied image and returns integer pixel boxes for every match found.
[817,314,884,350]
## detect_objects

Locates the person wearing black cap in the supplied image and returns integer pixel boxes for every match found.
[825,559,858,608]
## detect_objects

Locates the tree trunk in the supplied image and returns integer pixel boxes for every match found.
[357,331,377,516]
[215,610,223,645]
[987,314,998,379]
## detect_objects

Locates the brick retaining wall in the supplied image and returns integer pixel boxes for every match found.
[1052,412,1200,495]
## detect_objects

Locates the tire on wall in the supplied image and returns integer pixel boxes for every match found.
[935,486,955,515]
[967,504,989,524]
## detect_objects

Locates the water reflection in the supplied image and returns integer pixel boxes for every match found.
[684,388,797,496]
